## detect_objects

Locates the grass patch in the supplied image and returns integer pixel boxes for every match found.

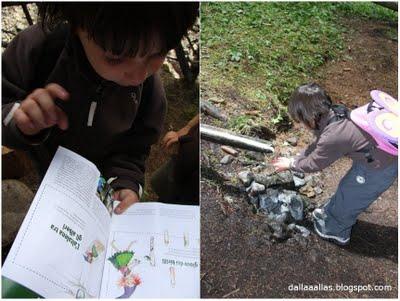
[335,2,398,22]
[228,115,254,135]
[201,2,397,132]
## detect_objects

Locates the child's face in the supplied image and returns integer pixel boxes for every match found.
[77,29,166,87]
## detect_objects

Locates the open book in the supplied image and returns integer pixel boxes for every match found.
[2,147,200,298]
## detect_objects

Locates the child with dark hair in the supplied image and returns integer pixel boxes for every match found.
[273,83,397,245]
[2,3,199,214]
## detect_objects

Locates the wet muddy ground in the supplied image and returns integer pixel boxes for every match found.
[201,17,398,298]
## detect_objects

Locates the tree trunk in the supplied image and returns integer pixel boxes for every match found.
[175,42,193,82]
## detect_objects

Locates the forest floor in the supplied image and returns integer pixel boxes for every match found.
[201,5,398,298]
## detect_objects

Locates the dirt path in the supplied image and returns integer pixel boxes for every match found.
[201,18,397,298]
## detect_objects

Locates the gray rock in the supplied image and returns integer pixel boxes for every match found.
[246,181,265,196]
[293,174,306,187]
[266,212,277,221]
[295,235,309,248]
[278,192,291,204]
[292,171,305,179]
[287,137,298,146]
[305,175,319,187]
[259,191,280,213]
[253,165,264,173]
[304,175,313,183]
[279,202,290,214]
[270,223,284,239]
[246,151,265,162]
[295,225,311,237]
[238,170,254,186]
[220,154,234,164]
[248,195,259,206]
[2,180,34,246]
[288,195,304,221]
[314,186,323,195]
[274,212,289,224]
[254,170,294,188]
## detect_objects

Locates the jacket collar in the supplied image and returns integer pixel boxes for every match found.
[65,30,106,86]
[314,110,336,135]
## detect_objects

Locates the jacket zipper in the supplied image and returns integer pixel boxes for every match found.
[87,82,105,127]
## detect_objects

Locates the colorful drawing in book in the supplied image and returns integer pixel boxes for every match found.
[97,176,117,214]
[83,240,105,264]
[108,240,142,298]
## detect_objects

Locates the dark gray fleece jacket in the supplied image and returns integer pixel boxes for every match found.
[292,109,397,173]
[2,24,166,195]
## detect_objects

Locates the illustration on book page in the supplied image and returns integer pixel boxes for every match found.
[96,176,117,215]
[108,240,142,298]
[83,240,105,264]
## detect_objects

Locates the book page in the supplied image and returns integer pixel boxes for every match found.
[100,202,200,298]
[2,147,111,298]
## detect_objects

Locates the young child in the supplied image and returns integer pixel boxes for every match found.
[2,3,198,214]
[272,83,397,245]
[151,114,199,205]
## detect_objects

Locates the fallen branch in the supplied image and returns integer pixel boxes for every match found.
[201,124,274,153]
[222,288,240,298]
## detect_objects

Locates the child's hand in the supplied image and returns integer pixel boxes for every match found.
[13,83,69,136]
[113,189,139,214]
[272,157,291,172]
[162,131,180,149]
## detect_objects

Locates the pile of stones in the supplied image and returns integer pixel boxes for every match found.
[238,170,320,242]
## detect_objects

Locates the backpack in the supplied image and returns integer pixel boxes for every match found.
[350,90,398,156]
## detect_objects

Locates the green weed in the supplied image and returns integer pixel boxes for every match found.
[201,2,397,132]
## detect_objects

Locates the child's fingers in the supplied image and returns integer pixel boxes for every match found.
[43,84,70,129]
[45,83,69,101]
[113,190,121,201]
[13,108,37,135]
[114,199,133,214]
[165,138,177,149]
[162,131,175,145]
[161,137,169,147]
[114,190,139,214]
[55,106,69,130]
[30,88,59,124]
[20,98,48,129]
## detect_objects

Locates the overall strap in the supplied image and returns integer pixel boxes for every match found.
[327,104,350,125]
[328,104,375,163]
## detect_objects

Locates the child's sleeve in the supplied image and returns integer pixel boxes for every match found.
[2,25,49,149]
[101,73,167,196]
[290,130,349,173]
